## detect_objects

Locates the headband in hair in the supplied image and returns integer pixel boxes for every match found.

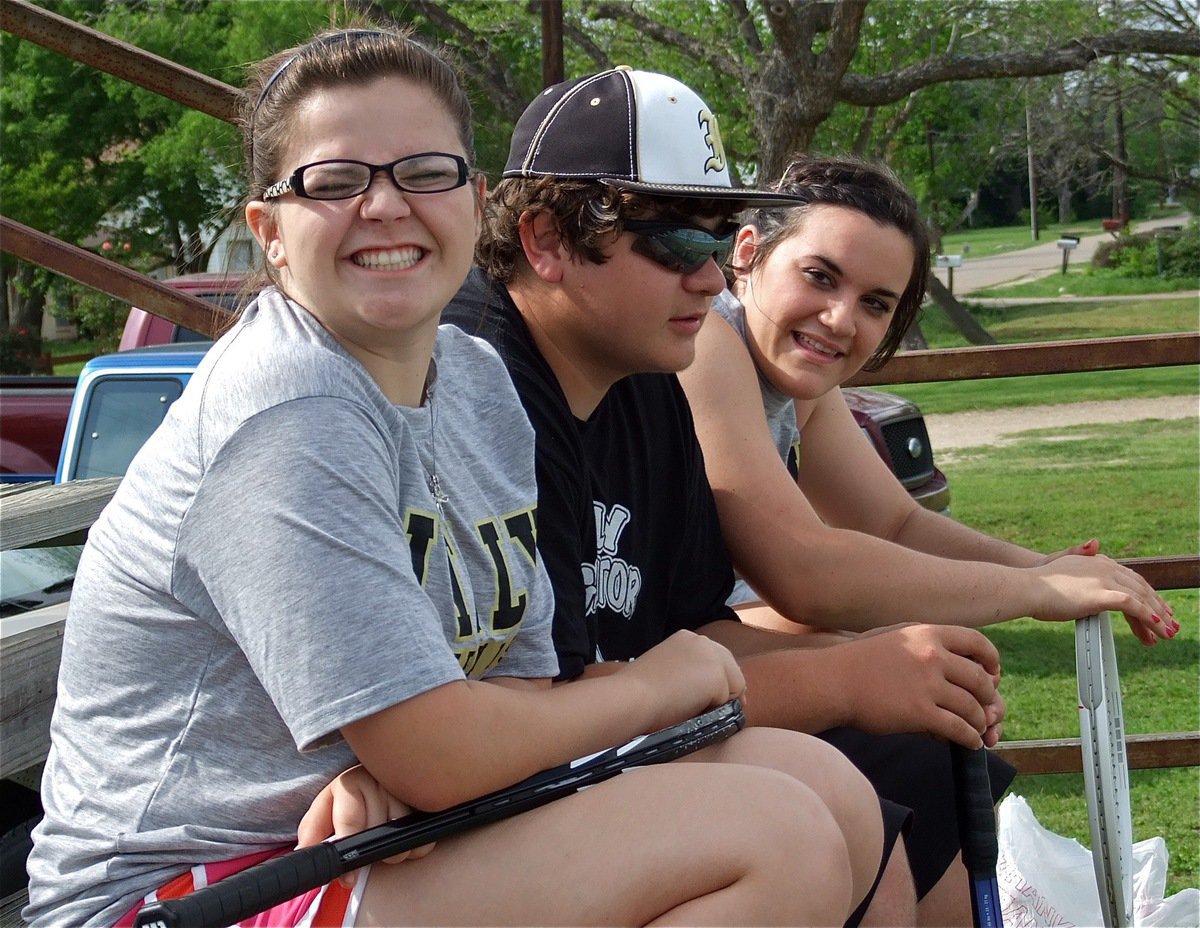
[252,29,390,116]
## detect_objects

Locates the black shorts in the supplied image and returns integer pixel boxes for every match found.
[819,727,1016,900]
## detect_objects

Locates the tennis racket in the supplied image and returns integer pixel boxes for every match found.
[951,744,1003,928]
[1075,611,1133,928]
[134,699,744,928]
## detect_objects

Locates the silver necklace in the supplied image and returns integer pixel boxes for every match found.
[423,360,448,518]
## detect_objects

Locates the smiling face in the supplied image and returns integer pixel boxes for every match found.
[246,75,481,370]
[734,204,916,401]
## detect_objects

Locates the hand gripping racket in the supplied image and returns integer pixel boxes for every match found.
[1076,611,1133,928]
[951,745,1004,928]
[134,699,744,928]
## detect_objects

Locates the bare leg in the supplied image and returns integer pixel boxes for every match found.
[915,851,972,927]
[859,837,918,926]
[358,762,852,926]
[686,727,885,914]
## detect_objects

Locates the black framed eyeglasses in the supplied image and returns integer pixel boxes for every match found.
[622,220,738,274]
[263,152,471,201]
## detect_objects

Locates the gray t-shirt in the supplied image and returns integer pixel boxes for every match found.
[712,289,801,605]
[25,289,557,926]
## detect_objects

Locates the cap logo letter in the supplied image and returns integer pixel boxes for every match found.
[698,110,727,174]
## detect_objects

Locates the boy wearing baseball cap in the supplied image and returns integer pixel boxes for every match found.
[445,66,976,925]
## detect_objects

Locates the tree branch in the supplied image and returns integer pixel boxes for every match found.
[400,0,532,120]
[586,0,748,84]
[724,0,763,56]
[1095,146,1200,191]
[839,28,1200,106]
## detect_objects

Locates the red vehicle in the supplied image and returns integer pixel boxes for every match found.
[843,387,950,515]
[0,275,244,483]
[118,272,246,350]
[0,376,77,482]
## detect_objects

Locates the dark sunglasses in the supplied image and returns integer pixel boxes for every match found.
[622,219,738,274]
[263,152,470,201]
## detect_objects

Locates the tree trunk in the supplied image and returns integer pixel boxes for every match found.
[9,263,46,334]
[926,276,996,345]
[4,263,47,373]
[1057,181,1072,223]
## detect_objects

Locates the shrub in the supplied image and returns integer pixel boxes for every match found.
[1091,223,1199,279]
[1161,221,1199,278]
[68,288,129,353]
[0,328,44,374]
[1092,232,1154,273]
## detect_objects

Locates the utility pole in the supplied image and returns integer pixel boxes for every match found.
[1025,84,1039,241]
[541,0,564,88]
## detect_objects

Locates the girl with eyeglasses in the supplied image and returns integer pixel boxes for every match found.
[676,154,1178,921]
[25,30,867,928]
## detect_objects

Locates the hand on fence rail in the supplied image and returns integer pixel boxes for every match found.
[1025,546,1178,646]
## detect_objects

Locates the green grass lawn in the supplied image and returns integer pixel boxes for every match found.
[917,295,1197,350]
[970,270,1197,299]
[945,418,1199,895]
[888,288,1198,895]
[887,366,1199,415]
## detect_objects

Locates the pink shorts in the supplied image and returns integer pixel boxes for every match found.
[114,847,369,928]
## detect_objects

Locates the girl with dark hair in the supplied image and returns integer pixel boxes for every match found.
[677,154,1176,923]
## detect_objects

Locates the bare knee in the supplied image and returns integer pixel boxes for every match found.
[718,766,855,926]
[695,728,885,903]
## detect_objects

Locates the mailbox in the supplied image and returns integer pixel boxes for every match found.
[1056,235,1081,274]
[934,254,964,268]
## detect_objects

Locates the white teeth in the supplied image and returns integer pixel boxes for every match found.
[352,247,423,270]
[795,332,841,357]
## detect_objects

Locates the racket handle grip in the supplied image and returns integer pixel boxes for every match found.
[951,745,999,871]
[133,842,342,928]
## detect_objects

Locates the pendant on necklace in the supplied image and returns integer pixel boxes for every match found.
[427,472,449,517]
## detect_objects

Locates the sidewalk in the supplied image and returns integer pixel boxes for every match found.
[969,290,1197,307]
[931,215,1192,296]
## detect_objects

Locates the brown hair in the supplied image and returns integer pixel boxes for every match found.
[477,177,740,283]
[737,155,930,371]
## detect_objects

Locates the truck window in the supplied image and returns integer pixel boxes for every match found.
[72,378,183,479]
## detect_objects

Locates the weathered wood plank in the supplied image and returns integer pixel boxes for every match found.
[1119,555,1200,592]
[0,477,120,550]
[0,608,67,779]
[993,731,1200,776]
[846,331,1200,386]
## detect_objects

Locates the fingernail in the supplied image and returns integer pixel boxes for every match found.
[1171,621,1181,633]
[1151,614,1162,624]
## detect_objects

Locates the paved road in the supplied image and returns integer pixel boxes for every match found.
[931,215,1192,295]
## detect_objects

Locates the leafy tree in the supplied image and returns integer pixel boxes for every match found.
[1,0,329,345]
[4,0,1195,353]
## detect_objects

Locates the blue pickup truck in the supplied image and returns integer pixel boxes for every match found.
[53,344,205,483]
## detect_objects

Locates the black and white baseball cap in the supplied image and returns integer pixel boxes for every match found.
[503,66,801,206]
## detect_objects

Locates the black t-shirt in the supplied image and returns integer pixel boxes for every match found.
[444,268,736,679]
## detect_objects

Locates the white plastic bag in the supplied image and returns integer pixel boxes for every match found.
[996,794,1199,927]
